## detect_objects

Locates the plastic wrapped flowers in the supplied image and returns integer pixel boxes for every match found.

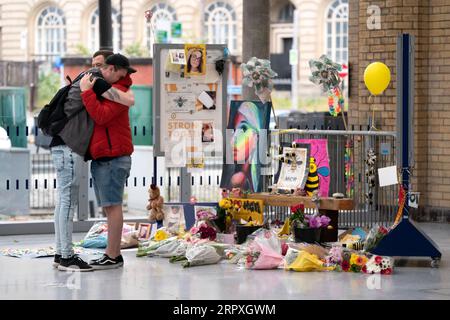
[241,229,284,270]
[241,57,278,103]
[364,225,389,252]
[324,245,394,275]
[284,247,334,272]
[365,255,393,275]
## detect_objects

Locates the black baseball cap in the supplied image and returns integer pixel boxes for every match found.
[105,53,137,74]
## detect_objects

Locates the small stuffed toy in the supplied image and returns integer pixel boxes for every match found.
[146,184,165,223]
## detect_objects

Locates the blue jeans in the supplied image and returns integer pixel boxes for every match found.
[51,145,81,258]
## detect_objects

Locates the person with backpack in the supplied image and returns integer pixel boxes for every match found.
[38,51,135,272]
[79,54,136,270]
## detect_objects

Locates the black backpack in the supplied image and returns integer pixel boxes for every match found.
[37,73,84,137]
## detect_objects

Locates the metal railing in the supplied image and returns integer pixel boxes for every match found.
[159,128,398,228]
[3,124,398,228]
[262,128,398,228]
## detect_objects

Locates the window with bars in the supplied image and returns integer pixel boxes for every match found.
[204,1,237,53]
[325,0,348,63]
[145,3,177,57]
[35,7,66,58]
[89,8,121,53]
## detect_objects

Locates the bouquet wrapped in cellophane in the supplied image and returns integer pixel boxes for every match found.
[241,229,284,270]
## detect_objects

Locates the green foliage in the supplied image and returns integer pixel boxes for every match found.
[74,43,90,56]
[36,71,60,110]
[124,42,146,57]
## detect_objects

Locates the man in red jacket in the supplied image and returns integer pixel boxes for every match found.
[80,54,136,269]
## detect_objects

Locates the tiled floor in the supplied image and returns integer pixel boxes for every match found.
[0,223,449,300]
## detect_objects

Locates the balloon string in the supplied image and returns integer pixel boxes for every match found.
[369,94,377,131]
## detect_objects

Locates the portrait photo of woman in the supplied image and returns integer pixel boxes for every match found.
[185,45,206,76]
[220,101,271,193]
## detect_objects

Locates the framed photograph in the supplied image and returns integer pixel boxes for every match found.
[137,223,152,240]
[163,205,186,234]
[185,44,206,76]
[194,206,217,221]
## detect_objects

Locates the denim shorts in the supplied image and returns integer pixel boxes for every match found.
[91,156,131,207]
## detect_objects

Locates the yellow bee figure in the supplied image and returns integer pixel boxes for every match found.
[305,157,319,196]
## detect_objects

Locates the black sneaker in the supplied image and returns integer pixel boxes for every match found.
[89,254,124,270]
[58,255,94,272]
[53,254,61,268]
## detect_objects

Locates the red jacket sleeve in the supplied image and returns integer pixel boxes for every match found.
[81,88,128,126]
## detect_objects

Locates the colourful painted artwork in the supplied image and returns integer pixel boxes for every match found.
[294,138,330,197]
[220,101,271,193]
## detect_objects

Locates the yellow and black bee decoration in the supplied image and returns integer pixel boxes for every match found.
[305,157,319,196]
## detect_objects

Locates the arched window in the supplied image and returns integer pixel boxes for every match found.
[204,2,237,53]
[325,0,348,63]
[89,8,121,53]
[35,7,66,59]
[145,3,177,56]
[278,2,295,23]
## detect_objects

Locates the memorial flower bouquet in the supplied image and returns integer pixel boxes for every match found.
[190,222,217,241]
[289,204,331,229]
[215,198,234,234]
[364,255,393,275]
[241,229,284,270]
[364,225,389,252]
[339,251,368,273]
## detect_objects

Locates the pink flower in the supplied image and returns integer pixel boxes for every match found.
[320,215,331,227]
[375,256,383,264]
[190,227,199,234]
[362,265,367,273]
[309,216,320,228]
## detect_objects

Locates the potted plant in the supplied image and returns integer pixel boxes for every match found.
[290,204,331,243]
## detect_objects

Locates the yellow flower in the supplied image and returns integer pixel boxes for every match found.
[154,229,169,241]
[219,198,232,209]
[350,253,368,266]
[350,253,358,265]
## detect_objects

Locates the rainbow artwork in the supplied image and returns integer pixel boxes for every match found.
[220,101,271,193]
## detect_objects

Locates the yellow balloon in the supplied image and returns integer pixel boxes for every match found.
[364,62,391,95]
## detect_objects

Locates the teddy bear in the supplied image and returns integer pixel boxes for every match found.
[146,184,165,223]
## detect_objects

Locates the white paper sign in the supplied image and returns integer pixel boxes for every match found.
[409,192,420,208]
[275,147,309,190]
[198,91,215,109]
[378,166,398,187]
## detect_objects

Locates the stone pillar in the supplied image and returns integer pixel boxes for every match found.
[242,0,270,100]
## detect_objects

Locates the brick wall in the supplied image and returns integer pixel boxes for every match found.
[348,0,450,222]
